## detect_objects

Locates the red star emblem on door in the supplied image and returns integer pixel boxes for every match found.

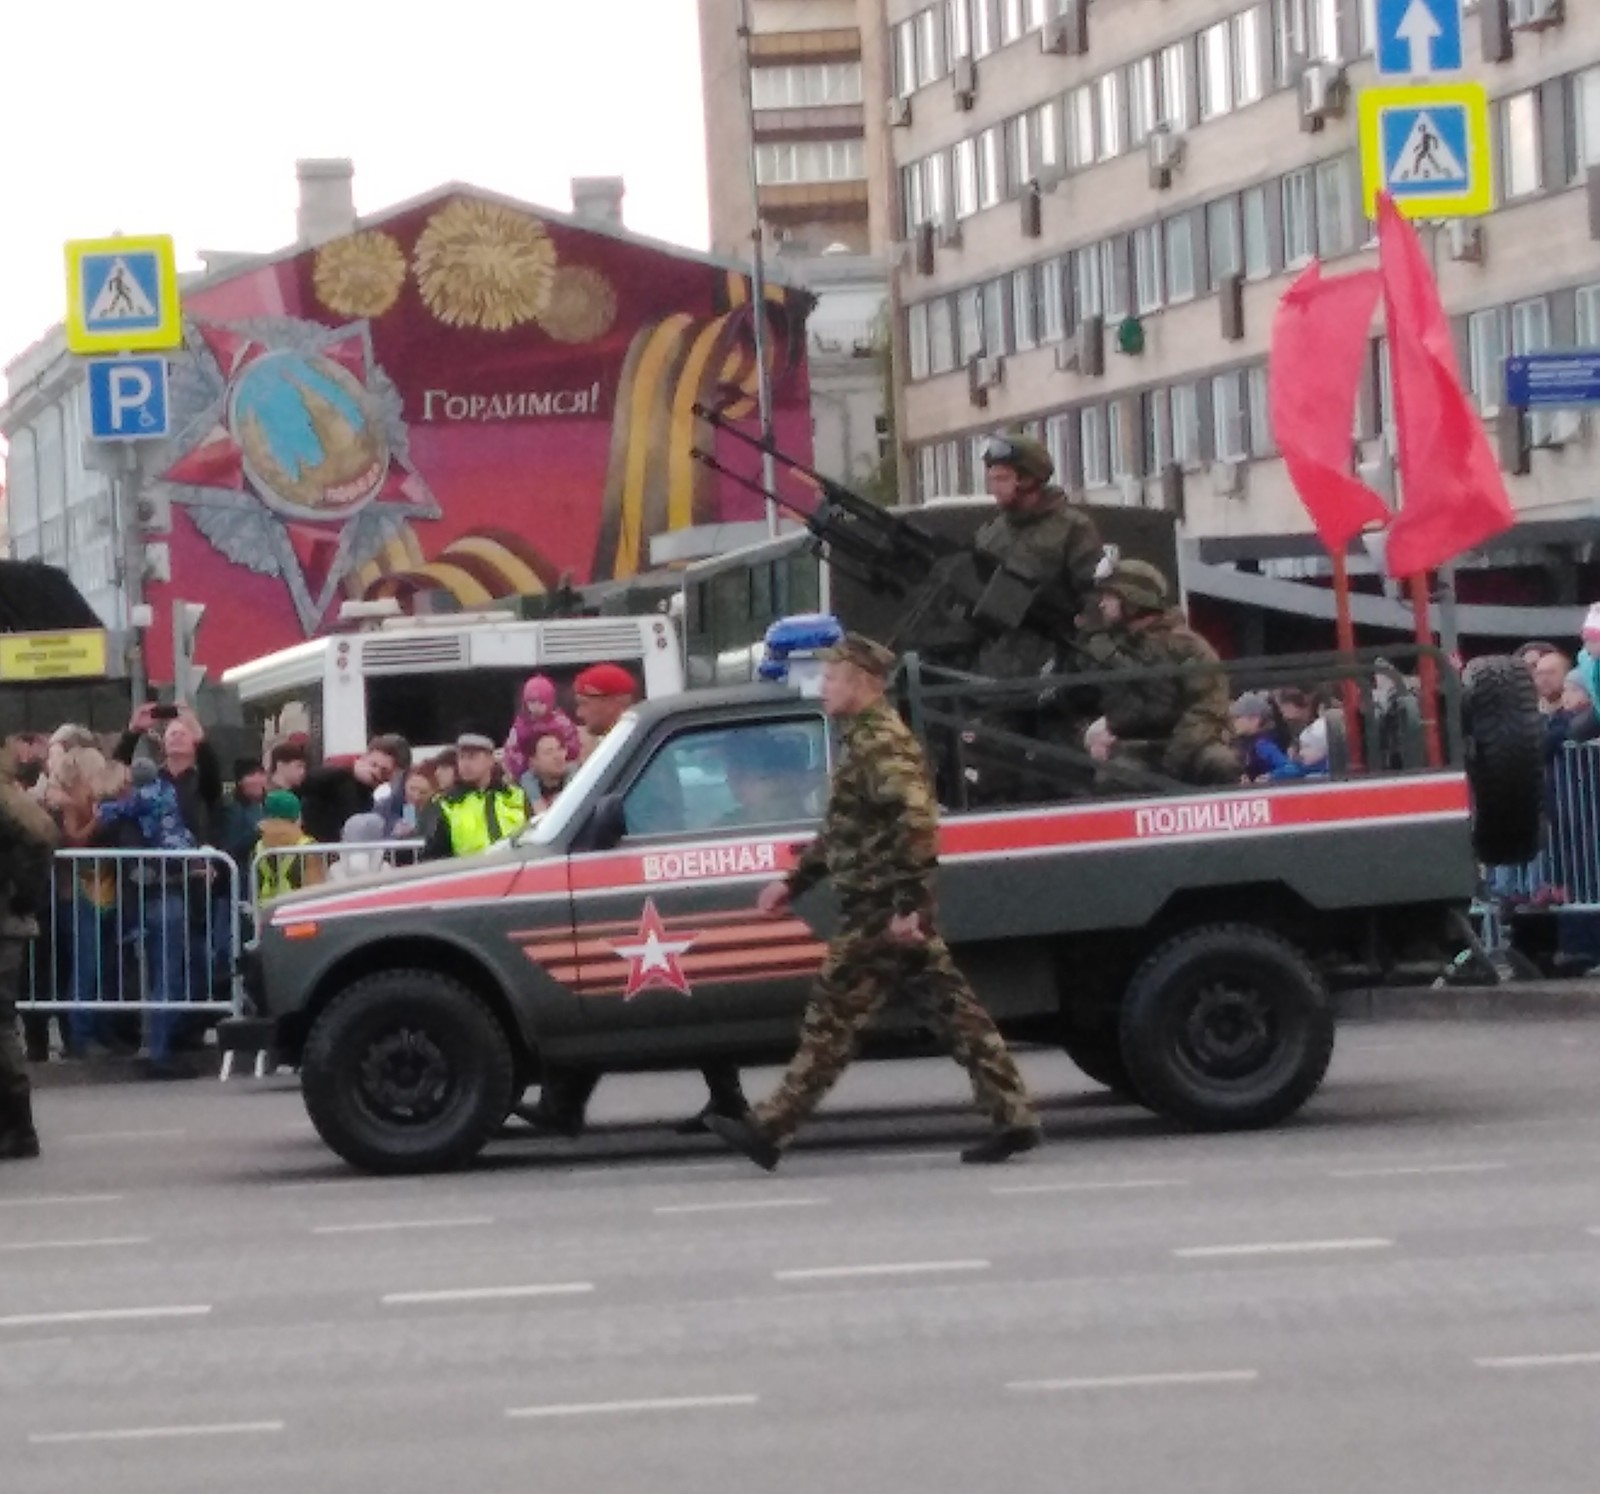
[609,899,699,1000]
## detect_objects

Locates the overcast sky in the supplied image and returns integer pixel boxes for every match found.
[1,0,711,388]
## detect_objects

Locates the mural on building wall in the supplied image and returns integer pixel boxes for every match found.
[146,190,813,676]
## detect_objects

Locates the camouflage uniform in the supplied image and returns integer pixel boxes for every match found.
[1084,561,1237,787]
[754,647,1038,1148]
[0,742,58,1158]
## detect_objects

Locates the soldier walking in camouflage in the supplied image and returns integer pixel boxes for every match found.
[0,736,59,1161]
[707,635,1042,1171]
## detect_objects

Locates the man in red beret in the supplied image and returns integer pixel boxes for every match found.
[572,663,639,762]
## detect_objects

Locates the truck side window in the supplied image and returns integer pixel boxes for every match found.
[623,719,829,839]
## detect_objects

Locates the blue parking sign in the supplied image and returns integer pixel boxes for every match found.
[86,357,170,442]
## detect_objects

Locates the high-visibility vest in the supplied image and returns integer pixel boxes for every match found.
[257,835,317,903]
[437,784,529,857]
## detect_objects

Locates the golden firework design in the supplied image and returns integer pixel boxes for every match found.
[312,231,407,319]
[413,199,557,331]
[537,264,620,344]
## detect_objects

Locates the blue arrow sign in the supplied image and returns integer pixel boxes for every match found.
[86,357,170,441]
[1376,0,1463,77]
[1506,353,1600,409]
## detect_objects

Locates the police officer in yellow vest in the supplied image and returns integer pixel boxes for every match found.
[424,734,529,859]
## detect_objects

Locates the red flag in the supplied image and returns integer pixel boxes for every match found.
[1378,194,1515,578]
[1269,262,1390,553]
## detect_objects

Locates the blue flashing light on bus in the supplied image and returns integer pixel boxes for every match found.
[758,613,844,687]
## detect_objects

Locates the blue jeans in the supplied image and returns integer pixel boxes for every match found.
[67,891,117,1050]
[131,893,188,1062]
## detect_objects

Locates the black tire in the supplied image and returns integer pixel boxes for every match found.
[1059,1024,1138,1097]
[1119,924,1334,1131]
[301,969,516,1175]
[1462,656,1544,866]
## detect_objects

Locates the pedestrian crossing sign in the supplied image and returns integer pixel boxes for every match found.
[64,235,182,354]
[1359,83,1492,220]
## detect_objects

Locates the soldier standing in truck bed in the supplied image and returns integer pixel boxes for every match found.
[1083,560,1238,787]
[706,634,1042,1171]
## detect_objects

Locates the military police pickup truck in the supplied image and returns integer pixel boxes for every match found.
[241,651,1528,1175]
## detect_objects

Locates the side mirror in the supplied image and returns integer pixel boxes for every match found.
[571,793,627,853]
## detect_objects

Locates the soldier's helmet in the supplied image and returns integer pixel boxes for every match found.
[982,432,1054,484]
[1098,558,1170,614]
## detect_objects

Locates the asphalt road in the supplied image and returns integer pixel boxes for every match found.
[4,1021,1600,1494]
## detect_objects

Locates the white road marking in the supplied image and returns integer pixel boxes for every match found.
[992,1179,1184,1196]
[381,1283,594,1307]
[29,1421,284,1446]
[774,1259,991,1283]
[0,1193,124,1209]
[506,1395,758,1419]
[0,1237,150,1253]
[60,1129,186,1144]
[312,1217,494,1235]
[268,1178,391,1193]
[1174,1238,1394,1260]
[1329,1162,1508,1179]
[0,1305,211,1330]
[850,1151,951,1165]
[653,1198,828,1216]
[1008,1370,1260,1393]
[1475,1352,1600,1371]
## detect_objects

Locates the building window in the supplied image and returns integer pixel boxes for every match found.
[957,286,984,363]
[1171,382,1202,466]
[1199,21,1233,120]
[1036,99,1063,173]
[1272,0,1306,83]
[1108,402,1135,484]
[1376,336,1395,441]
[953,137,979,217]
[981,278,1008,354]
[1467,308,1507,415]
[999,0,1024,45]
[1315,156,1356,257]
[1160,41,1191,130]
[1500,91,1542,201]
[900,163,926,230]
[1512,296,1553,439]
[926,150,950,223]
[1081,405,1110,488]
[928,297,957,374]
[1012,270,1039,350]
[1282,168,1315,266]
[1040,257,1067,342]
[1208,196,1242,285]
[1133,225,1163,314]
[1576,284,1600,346]
[1074,243,1103,323]
[1097,71,1125,160]
[916,7,948,85]
[1234,6,1267,107]
[1247,365,1275,456]
[972,0,996,57]
[977,126,1004,208]
[1579,68,1600,169]
[947,0,973,59]
[1357,0,1376,54]
[1102,239,1129,321]
[1309,0,1340,61]
[1005,114,1033,194]
[908,302,931,380]
[755,140,865,184]
[1165,214,1197,303]
[1068,85,1096,168]
[1242,185,1272,279]
[1128,56,1159,144]
[1213,371,1248,460]
[917,446,937,500]
[1045,413,1073,486]
[752,62,864,109]
[1145,388,1172,473]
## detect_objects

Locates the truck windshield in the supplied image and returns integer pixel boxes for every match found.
[523,714,640,847]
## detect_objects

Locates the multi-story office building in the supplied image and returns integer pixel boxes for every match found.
[876,0,1597,640]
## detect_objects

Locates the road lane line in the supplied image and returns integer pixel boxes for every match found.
[653,1198,828,1216]
[774,1259,990,1283]
[993,1179,1184,1196]
[0,1305,211,1330]
[0,1193,124,1209]
[1174,1238,1394,1260]
[312,1217,494,1235]
[1009,1370,1260,1393]
[1329,1162,1508,1179]
[506,1395,758,1419]
[29,1421,284,1446]
[60,1129,186,1144]
[1475,1352,1600,1371]
[381,1283,594,1306]
[0,1237,150,1253]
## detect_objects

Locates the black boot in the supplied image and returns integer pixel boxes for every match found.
[705,1112,782,1172]
[0,1091,40,1160]
[676,1064,749,1135]
[960,1126,1043,1165]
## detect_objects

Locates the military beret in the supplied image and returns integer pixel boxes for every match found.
[574,663,637,698]
[821,633,896,679]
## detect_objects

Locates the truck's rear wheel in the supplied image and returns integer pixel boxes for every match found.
[301,970,516,1175]
[1119,925,1333,1130]
[1059,1024,1137,1097]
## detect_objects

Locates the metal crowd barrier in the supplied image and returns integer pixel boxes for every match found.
[248,839,426,928]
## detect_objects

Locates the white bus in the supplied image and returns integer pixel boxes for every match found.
[223,612,684,761]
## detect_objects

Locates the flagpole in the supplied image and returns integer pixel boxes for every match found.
[1408,571,1444,768]
[1330,548,1366,774]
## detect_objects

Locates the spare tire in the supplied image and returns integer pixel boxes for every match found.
[1461,655,1544,866]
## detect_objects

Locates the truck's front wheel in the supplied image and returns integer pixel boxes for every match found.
[301,970,516,1175]
[1119,925,1333,1130]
